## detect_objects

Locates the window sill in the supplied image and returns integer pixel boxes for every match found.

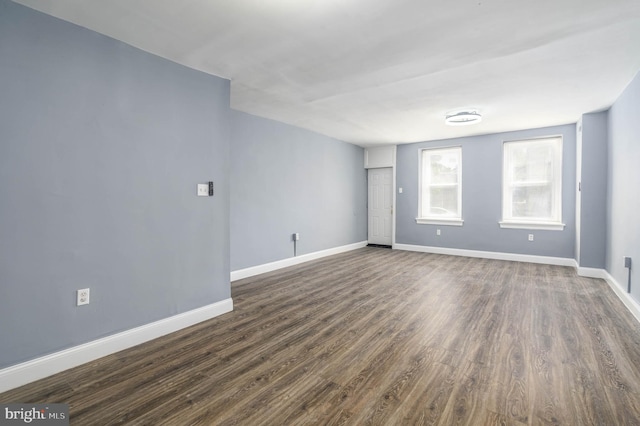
[499,221,565,231]
[416,218,464,226]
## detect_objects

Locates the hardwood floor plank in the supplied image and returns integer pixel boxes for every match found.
[2,248,640,425]
[431,360,490,426]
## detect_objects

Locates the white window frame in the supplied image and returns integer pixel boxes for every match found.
[416,146,463,226]
[500,136,565,230]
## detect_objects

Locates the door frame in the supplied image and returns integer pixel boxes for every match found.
[367,167,394,246]
[364,146,397,247]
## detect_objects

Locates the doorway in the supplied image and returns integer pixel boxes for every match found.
[367,167,393,246]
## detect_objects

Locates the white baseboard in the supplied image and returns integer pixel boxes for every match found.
[601,271,640,323]
[0,298,233,393]
[576,266,607,279]
[392,243,576,266]
[231,241,368,281]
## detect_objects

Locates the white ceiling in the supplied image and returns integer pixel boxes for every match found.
[13,0,640,147]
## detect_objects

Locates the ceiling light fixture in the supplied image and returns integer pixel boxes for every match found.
[445,110,482,126]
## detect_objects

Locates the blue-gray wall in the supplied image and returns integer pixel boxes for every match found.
[230,111,367,271]
[607,71,640,302]
[3,0,636,375]
[578,112,608,268]
[0,0,231,368]
[396,125,576,258]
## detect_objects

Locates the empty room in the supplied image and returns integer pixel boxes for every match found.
[1,0,640,424]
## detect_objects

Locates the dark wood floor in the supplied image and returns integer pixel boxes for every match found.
[3,248,640,425]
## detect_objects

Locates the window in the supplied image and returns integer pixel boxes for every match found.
[501,136,564,230]
[416,147,462,225]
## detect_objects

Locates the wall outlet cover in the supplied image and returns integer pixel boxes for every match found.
[77,288,90,306]
[197,184,209,197]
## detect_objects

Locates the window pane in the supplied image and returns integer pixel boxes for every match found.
[503,137,562,224]
[511,184,552,218]
[429,186,458,216]
[419,147,462,220]
[511,144,553,183]
[430,152,458,185]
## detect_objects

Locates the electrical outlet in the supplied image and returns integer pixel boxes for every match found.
[293,233,300,241]
[624,257,632,268]
[77,288,90,306]
[436,229,441,236]
[197,184,209,197]
[528,234,534,242]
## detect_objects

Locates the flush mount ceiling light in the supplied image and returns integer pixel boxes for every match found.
[445,110,482,126]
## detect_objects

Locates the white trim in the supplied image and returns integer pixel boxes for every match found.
[499,221,566,230]
[601,271,640,324]
[0,298,233,393]
[231,241,368,282]
[576,266,607,279]
[392,243,575,266]
[415,218,464,226]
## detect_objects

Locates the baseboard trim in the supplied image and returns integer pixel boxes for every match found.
[392,243,576,266]
[231,241,368,281]
[576,266,607,279]
[601,271,640,324]
[0,298,233,393]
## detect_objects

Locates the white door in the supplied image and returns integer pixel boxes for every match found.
[576,123,583,265]
[368,167,393,245]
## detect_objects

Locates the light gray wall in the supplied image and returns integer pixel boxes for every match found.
[578,112,608,268]
[0,0,230,368]
[396,125,576,258]
[230,111,367,271]
[607,71,640,302]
